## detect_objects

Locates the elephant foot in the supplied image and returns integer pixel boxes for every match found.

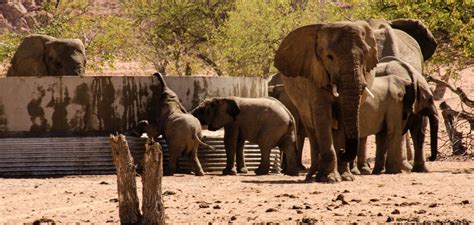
[255,166,270,176]
[316,171,341,183]
[194,169,205,176]
[412,164,429,173]
[359,166,372,175]
[340,171,355,181]
[298,164,307,171]
[350,166,361,175]
[284,167,299,176]
[237,167,248,174]
[164,171,174,176]
[372,167,384,175]
[222,167,237,175]
[401,160,413,171]
[385,167,402,174]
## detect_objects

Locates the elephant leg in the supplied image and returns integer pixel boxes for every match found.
[411,116,429,172]
[349,160,360,175]
[296,132,307,170]
[405,133,414,163]
[166,148,180,176]
[255,147,272,175]
[333,128,354,181]
[400,134,413,171]
[235,138,248,174]
[305,128,320,181]
[373,132,387,175]
[223,126,237,175]
[190,149,205,176]
[278,136,299,176]
[385,130,404,174]
[357,137,372,175]
[313,101,340,183]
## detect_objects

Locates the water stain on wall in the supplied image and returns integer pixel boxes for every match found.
[47,78,71,131]
[121,77,150,130]
[70,83,91,131]
[91,77,121,131]
[27,85,48,132]
[0,99,7,132]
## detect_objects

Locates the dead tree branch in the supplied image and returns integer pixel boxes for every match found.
[426,75,474,108]
[141,138,165,225]
[110,134,141,225]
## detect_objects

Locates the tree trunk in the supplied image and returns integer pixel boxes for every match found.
[439,102,467,155]
[141,138,165,225]
[110,134,141,225]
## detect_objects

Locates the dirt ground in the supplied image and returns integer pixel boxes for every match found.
[1,139,473,224]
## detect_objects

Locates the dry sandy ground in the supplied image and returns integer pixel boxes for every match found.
[1,156,473,224]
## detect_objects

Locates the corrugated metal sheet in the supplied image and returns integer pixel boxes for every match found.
[0,136,281,177]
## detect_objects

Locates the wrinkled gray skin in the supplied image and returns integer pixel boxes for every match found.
[191,97,299,176]
[274,21,378,182]
[7,34,86,76]
[135,73,214,176]
[351,57,438,176]
[349,19,439,174]
[268,73,307,171]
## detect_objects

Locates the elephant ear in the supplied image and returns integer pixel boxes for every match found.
[389,19,437,61]
[274,24,330,88]
[357,20,379,74]
[224,98,241,120]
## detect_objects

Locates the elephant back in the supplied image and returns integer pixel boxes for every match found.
[7,34,54,76]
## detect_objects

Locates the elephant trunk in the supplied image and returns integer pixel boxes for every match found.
[428,111,439,161]
[339,70,363,162]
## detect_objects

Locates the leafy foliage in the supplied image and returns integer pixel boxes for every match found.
[0,1,471,77]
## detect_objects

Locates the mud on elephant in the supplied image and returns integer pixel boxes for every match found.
[135,72,214,176]
[191,97,299,176]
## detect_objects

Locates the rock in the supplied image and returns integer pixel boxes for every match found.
[301,217,318,223]
[377,213,383,217]
[292,205,303,210]
[109,198,118,203]
[391,209,400,214]
[230,215,237,221]
[335,194,349,205]
[416,209,427,214]
[213,205,221,209]
[351,198,362,203]
[461,200,470,205]
[199,203,210,209]
[386,216,394,222]
[99,181,109,185]
[296,210,304,214]
[163,191,176,196]
[266,208,277,212]
[305,205,312,209]
[370,198,380,202]
[429,203,438,208]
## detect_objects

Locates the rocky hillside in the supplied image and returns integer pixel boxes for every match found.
[0,0,43,33]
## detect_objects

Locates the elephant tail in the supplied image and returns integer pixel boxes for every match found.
[195,134,215,150]
[428,111,439,161]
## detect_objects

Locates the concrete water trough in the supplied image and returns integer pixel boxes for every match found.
[0,75,280,177]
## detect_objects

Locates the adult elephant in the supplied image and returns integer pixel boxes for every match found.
[274,21,378,182]
[7,34,86,77]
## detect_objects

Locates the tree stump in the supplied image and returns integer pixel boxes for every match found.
[141,138,165,224]
[110,134,141,225]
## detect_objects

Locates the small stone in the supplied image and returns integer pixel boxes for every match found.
[461,200,470,205]
[429,203,438,208]
[386,216,394,222]
[391,209,400,214]
[213,205,221,209]
[305,205,312,209]
[163,191,176,196]
[357,213,366,216]
[199,203,210,209]
[343,190,350,193]
[351,199,362,203]
[230,216,237,221]
[99,181,109,185]
[416,209,427,214]
[109,198,118,203]
[334,213,344,216]
[296,210,304,214]
[292,205,303,210]
[370,198,380,202]
[377,213,383,217]
[266,208,277,212]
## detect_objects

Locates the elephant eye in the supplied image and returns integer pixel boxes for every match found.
[327,54,334,60]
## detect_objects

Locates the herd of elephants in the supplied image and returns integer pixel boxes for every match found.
[7,18,440,183]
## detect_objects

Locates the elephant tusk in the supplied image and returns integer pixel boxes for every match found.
[365,87,375,98]
[332,84,339,97]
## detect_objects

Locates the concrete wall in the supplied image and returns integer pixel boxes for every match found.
[0,76,267,137]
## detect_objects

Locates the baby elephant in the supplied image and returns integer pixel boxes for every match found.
[135,72,214,176]
[191,97,299,176]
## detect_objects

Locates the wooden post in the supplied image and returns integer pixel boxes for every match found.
[110,134,141,225]
[141,138,165,225]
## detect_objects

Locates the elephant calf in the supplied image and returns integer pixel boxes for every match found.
[135,73,213,176]
[191,97,299,176]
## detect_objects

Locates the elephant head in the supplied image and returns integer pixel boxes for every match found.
[191,98,240,131]
[274,21,378,162]
[44,38,86,76]
[388,19,437,61]
[7,34,86,77]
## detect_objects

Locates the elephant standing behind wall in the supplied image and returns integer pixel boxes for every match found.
[7,34,86,77]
